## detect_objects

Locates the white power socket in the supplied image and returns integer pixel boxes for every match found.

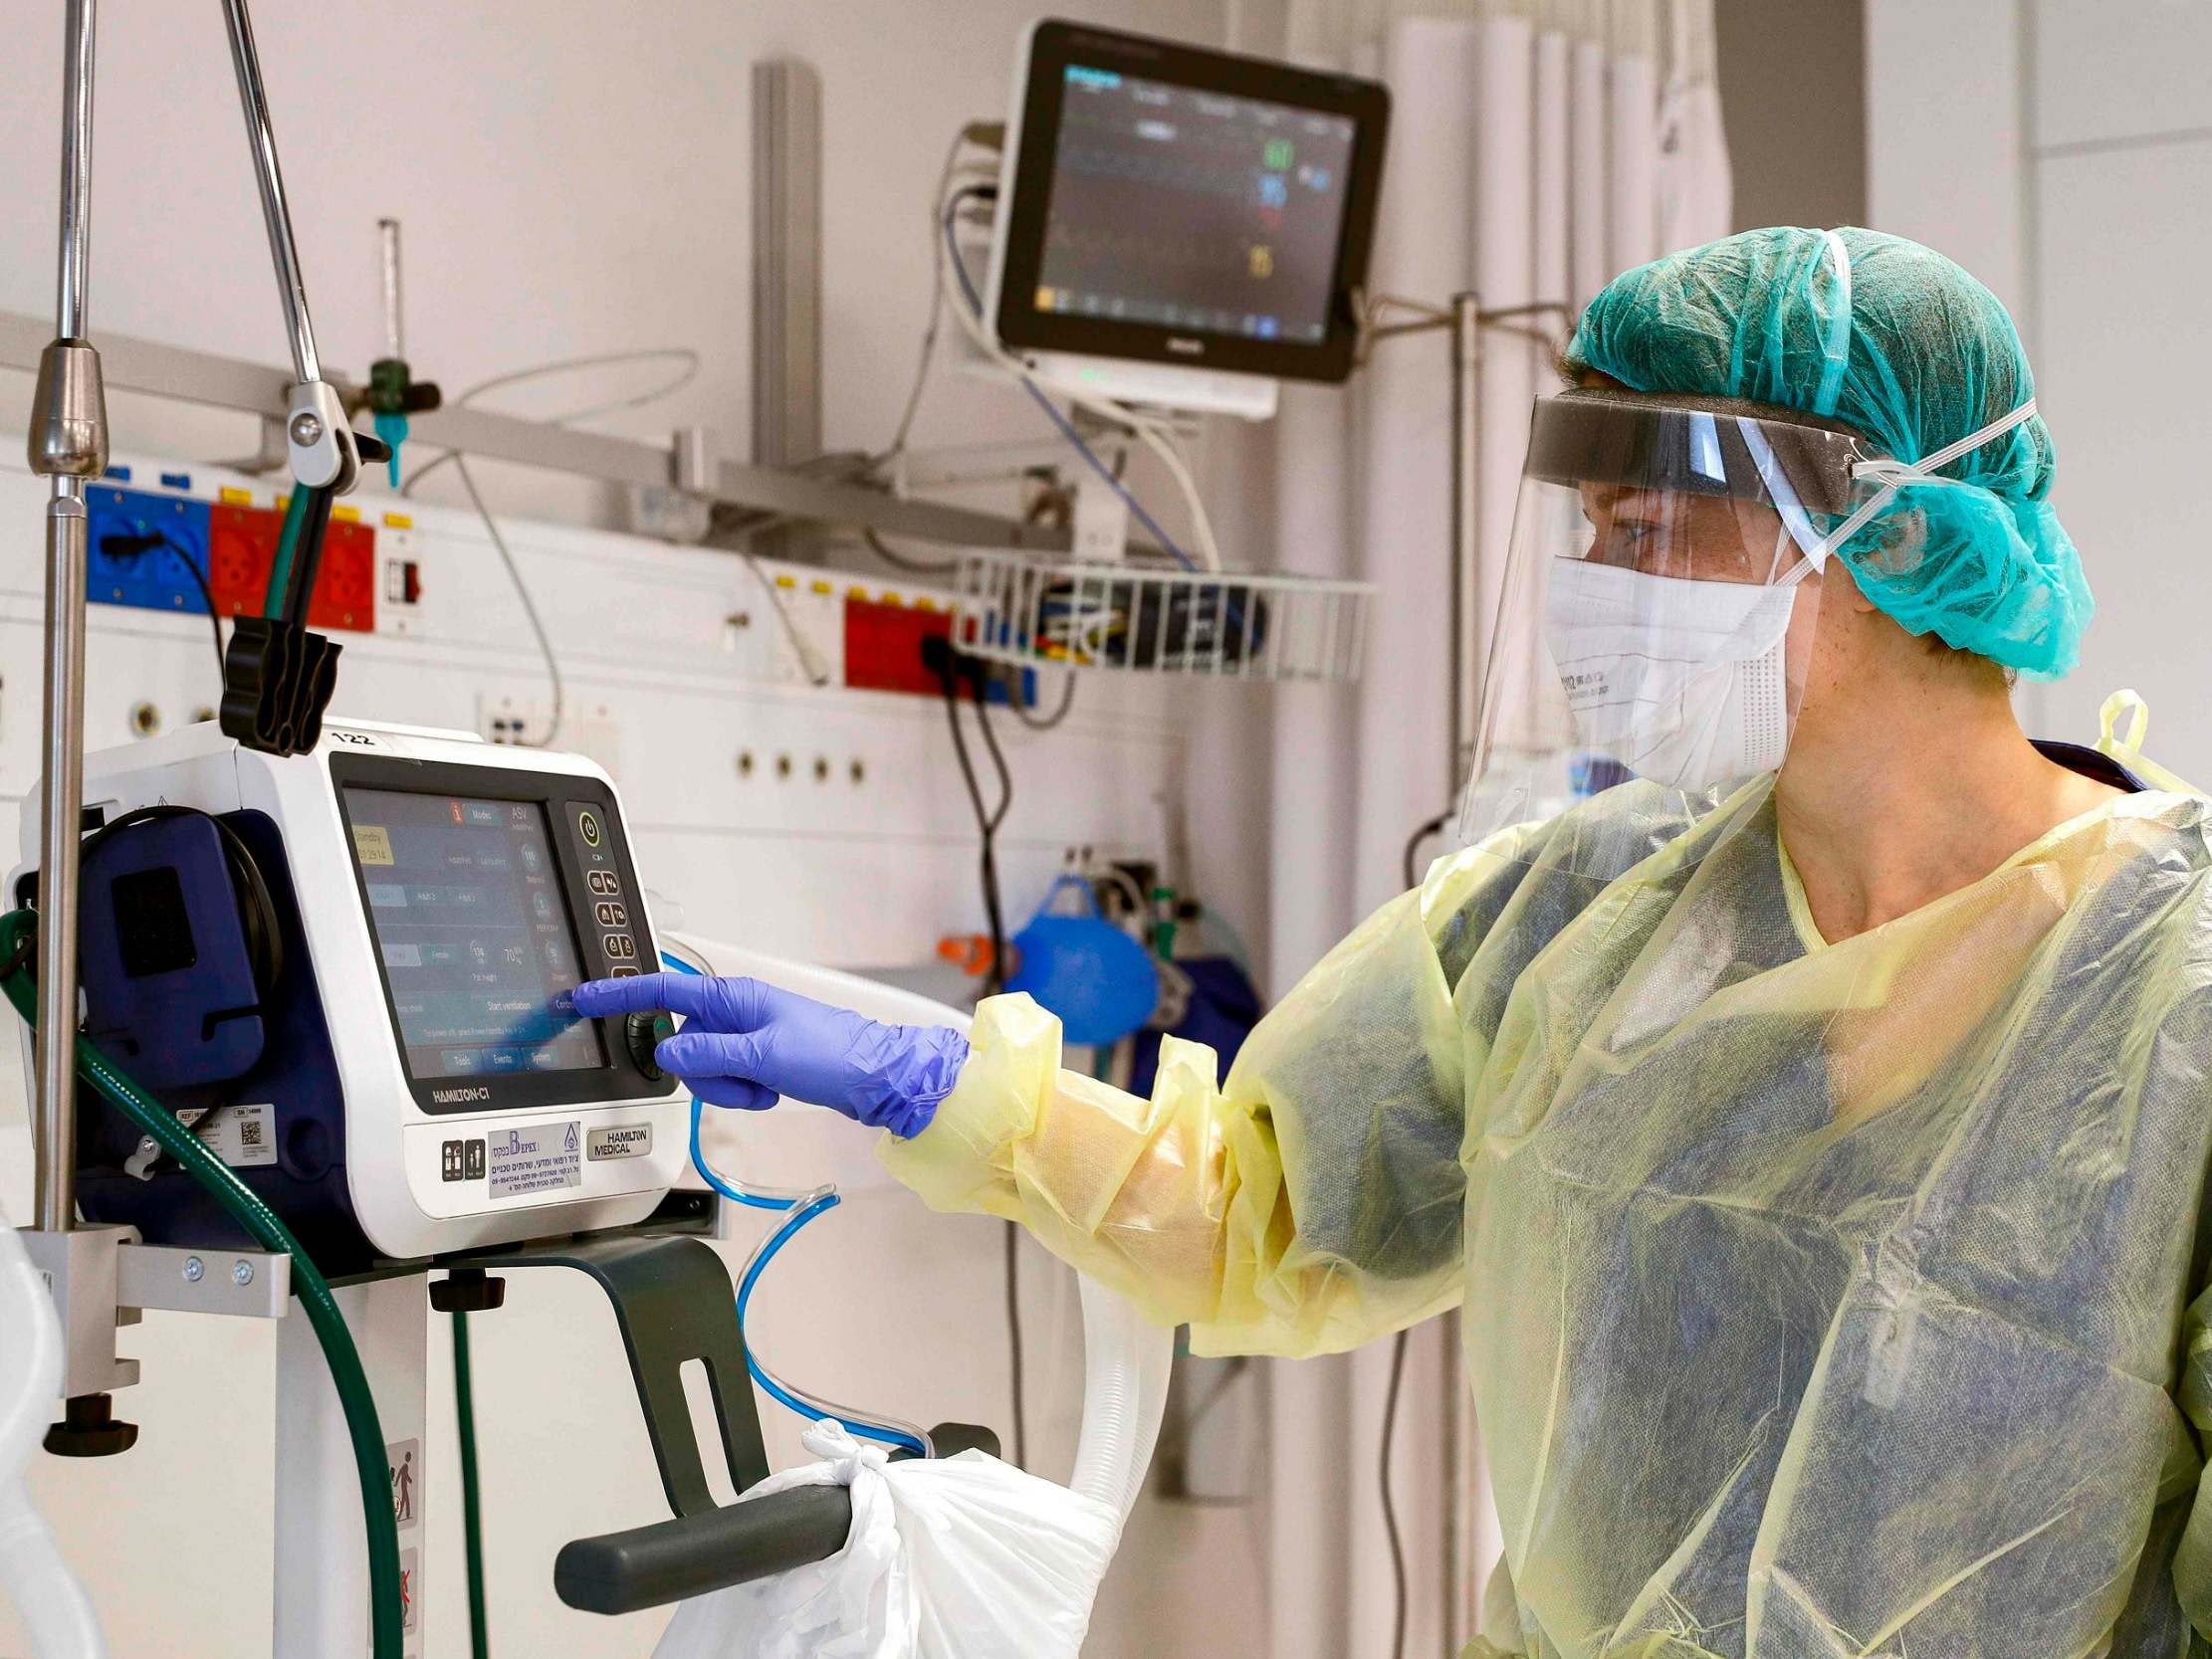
[750,572,844,688]
[1072,476,1130,563]
[477,696,626,779]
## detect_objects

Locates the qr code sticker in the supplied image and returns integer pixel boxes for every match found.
[206,1104,278,1168]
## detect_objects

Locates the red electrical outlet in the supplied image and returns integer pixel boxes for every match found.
[313,518,377,633]
[208,504,278,617]
[844,596,952,697]
[206,502,375,633]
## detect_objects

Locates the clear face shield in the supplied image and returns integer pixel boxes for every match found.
[1459,389,1888,868]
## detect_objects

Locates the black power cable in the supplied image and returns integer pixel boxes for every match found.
[1380,807,1453,1659]
[967,678,1016,923]
[937,659,1011,998]
[966,680,1027,1472]
[1381,1329,1412,1659]
[163,538,227,687]
[101,529,227,689]
[1403,813,1451,892]
[934,646,1026,1468]
[1009,670,1077,732]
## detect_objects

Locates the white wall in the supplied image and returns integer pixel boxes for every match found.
[1865,1,2024,311]
[1867,0,2212,774]
[2019,0,2212,769]
[0,0,1208,515]
[0,4,1278,1657]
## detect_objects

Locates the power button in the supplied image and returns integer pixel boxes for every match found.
[576,809,602,848]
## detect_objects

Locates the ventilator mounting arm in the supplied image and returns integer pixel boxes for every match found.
[219,0,359,496]
[212,0,393,756]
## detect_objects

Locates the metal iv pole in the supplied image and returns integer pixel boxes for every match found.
[28,0,104,1245]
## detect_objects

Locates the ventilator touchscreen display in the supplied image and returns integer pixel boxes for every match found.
[343,787,605,1081]
[1035,65,1358,342]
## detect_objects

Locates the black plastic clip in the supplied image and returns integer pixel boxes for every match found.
[220,610,343,756]
[218,430,387,757]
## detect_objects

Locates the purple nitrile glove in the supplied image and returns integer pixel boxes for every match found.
[571,972,968,1139]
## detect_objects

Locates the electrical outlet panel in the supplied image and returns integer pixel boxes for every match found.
[85,486,213,617]
[478,696,625,779]
[206,502,272,617]
[842,589,1026,704]
[843,593,955,697]
[314,514,378,632]
[206,500,377,633]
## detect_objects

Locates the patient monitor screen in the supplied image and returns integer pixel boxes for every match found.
[343,787,605,1081]
[1034,65,1359,343]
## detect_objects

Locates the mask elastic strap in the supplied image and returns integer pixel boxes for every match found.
[1817,395,2041,560]
[1774,536,1819,590]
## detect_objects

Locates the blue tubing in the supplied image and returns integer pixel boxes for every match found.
[662,952,927,1454]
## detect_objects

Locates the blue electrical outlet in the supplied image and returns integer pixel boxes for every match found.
[86,487,215,616]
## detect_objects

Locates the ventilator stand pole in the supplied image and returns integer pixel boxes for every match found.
[17,0,147,1460]
[1442,290,1483,1657]
[1446,295,1482,814]
[206,23,429,1647]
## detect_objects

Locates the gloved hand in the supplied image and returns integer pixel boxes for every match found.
[571,972,968,1140]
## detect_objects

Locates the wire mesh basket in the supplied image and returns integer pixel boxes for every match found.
[950,550,1377,683]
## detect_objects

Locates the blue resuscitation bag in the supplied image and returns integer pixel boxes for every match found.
[1005,876,1160,1048]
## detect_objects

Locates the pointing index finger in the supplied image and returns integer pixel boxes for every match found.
[572,971,709,1019]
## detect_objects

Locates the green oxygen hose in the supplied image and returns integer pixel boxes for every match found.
[453,1308,491,1659]
[0,909,404,1659]
[263,486,312,618]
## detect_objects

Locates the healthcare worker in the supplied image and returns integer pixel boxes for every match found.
[580,228,2212,1658]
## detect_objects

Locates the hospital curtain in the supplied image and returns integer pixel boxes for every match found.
[1238,2,1733,1654]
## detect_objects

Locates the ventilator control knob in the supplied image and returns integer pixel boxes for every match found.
[626,1009,675,1080]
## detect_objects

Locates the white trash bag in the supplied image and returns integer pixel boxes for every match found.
[650,948,1171,1658]
[653,1421,1123,1659]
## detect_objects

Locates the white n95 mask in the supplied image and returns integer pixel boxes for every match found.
[1541,555,1805,791]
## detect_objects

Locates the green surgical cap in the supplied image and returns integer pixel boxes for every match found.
[1569,226,2092,680]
